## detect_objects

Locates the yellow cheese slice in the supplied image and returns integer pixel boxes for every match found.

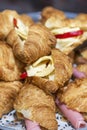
[26,56,55,77]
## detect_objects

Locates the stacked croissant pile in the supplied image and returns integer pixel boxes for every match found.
[0,6,87,130]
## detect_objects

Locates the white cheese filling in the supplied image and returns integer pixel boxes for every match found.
[52,27,81,52]
[26,56,55,77]
[15,19,29,40]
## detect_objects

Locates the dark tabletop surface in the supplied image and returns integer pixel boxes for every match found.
[0,0,87,14]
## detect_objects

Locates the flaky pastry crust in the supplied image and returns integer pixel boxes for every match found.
[7,23,56,64]
[58,78,87,112]
[27,49,72,93]
[0,41,25,81]
[29,76,58,93]
[44,13,87,30]
[0,9,34,39]
[40,8,87,55]
[45,17,87,54]
[14,83,57,130]
[41,6,66,24]
[51,49,72,88]
[0,81,23,118]
[75,13,87,24]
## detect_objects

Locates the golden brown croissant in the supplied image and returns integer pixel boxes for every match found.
[0,9,34,39]
[7,23,56,64]
[26,49,72,93]
[51,49,72,88]
[14,83,57,130]
[75,13,87,21]
[28,76,58,93]
[20,13,34,27]
[0,81,23,118]
[40,7,87,55]
[58,78,87,113]
[45,18,87,54]
[44,12,87,30]
[40,6,66,24]
[0,41,25,81]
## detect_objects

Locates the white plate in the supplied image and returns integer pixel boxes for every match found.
[0,110,86,130]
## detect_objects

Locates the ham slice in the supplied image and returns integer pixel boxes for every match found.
[56,98,87,129]
[73,67,86,78]
[25,119,41,130]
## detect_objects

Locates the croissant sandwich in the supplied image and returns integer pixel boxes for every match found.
[7,23,56,64]
[56,78,87,129]
[26,49,72,93]
[40,7,87,55]
[0,9,34,40]
[14,82,57,130]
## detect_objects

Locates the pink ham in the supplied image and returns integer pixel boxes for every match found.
[25,119,41,130]
[56,98,87,129]
[73,67,86,78]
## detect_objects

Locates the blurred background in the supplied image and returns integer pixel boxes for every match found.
[0,0,87,14]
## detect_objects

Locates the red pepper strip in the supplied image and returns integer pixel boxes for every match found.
[55,30,83,39]
[13,18,19,28]
[20,72,27,79]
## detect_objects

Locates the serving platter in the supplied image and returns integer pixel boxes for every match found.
[0,11,87,130]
